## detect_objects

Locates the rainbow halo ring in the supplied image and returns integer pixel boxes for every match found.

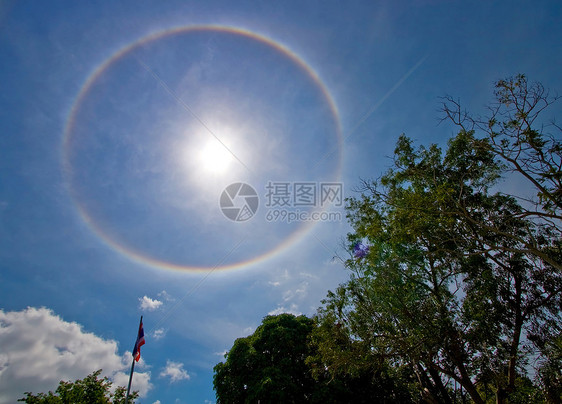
[63,25,343,273]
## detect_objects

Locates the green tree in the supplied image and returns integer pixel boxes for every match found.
[18,369,139,404]
[213,313,415,403]
[316,76,561,404]
[442,74,561,271]
[307,309,418,403]
[213,314,317,403]
[535,334,562,404]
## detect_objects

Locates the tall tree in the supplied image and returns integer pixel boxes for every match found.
[214,314,319,404]
[442,74,561,270]
[316,76,562,404]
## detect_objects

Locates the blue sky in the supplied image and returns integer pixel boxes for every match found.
[1,1,561,403]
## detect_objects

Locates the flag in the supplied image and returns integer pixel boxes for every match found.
[132,318,145,362]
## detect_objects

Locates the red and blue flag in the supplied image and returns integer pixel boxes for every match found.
[132,318,145,362]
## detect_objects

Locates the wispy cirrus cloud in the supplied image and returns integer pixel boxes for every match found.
[157,290,174,302]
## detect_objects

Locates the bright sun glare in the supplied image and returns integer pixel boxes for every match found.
[198,139,233,174]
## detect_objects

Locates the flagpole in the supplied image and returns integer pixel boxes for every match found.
[125,315,143,404]
[125,356,136,404]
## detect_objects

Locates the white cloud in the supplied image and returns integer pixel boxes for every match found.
[282,281,309,302]
[214,350,228,357]
[157,290,174,301]
[152,328,166,340]
[268,304,302,316]
[0,307,152,403]
[159,360,190,383]
[153,401,161,404]
[139,296,163,311]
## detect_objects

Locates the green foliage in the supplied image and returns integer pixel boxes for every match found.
[18,370,138,404]
[316,75,561,404]
[443,74,562,269]
[213,314,317,403]
[308,309,418,403]
[213,313,416,403]
[535,334,562,403]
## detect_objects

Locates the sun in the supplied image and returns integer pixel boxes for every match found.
[198,139,234,174]
[180,122,249,182]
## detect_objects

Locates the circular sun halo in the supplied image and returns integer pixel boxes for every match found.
[198,139,233,174]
